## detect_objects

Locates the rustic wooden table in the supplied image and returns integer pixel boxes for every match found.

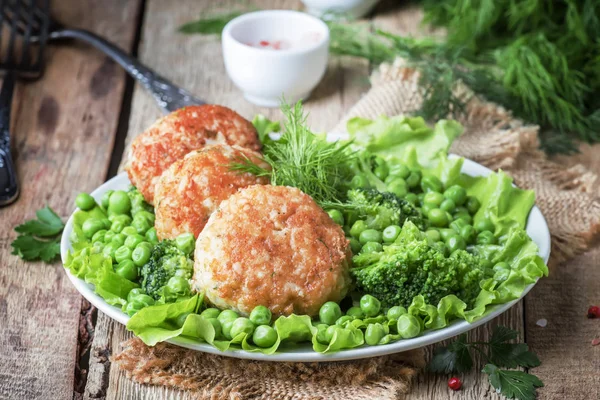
[1,1,598,399]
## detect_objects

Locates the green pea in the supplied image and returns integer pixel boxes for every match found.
[315,324,330,344]
[360,294,381,317]
[397,314,421,339]
[319,301,342,325]
[335,315,354,326]
[350,220,368,239]
[108,190,131,215]
[359,229,383,245]
[440,198,456,213]
[116,260,138,281]
[453,212,472,224]
[404,193,418,205]
[221,319,235,340]
[82,219,105,239]
[136,241,153,251]
[123,294,155,316]
[420,175,443,193]
[249,305,272,326]
[135,210,156,224]
[349,238,362,254]
[167,276,189,294]
[405,170,421,188]
[389,164,410,179]
[423,191,445,207]
[350,174,369,189]
[387,179,408,198]
[127,288,147,302]
[132,245,151,266]
[100,190,114,210]
[175,233,195,256]
[466,195,481,214]
[91,229,107,243]
[110,220,126,233]
[386,306,407,320]
[132,217,152,235]
[459,225,476,244]
[444,185,467,205]
[124,234,145,249]
[217,310,239,325]
[327,209,344,226]
[101,218,112,229]
[111,233,127,247]
[425,229,441,243]
[207,318,222,339]
[417,193,426,206]
[324,325,341,343]
[421,203,434,217]
[446,235,467,253]
[346,306,364,318]
[475,218,495,233]
[382,225,401,243]
[103,230,116,244]
[145,227,158,244]
[121,226,138,236]
[75,193,96,211]
[114,245,133,264]
[230,317,255,338]
[200,308,221,319]
[373,164,389,181]
[476,230,497,245]
[439,228,454,241]
[252,325,277,348]
[365,323,386,345]
[450,218,468,233]
[428,208,449,227]
[360,242,382,254]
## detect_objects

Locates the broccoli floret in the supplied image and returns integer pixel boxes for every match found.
[128,186,153,215]
[139,240,193,301]
[345,188,424,230]
[351,222,487,309]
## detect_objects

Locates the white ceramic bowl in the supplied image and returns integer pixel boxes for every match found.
[301,0,380,19]
[60,156,550,362]
[222,10,330,107]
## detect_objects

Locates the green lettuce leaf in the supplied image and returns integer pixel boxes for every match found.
[346,115,463,167]
[460,171,535,235]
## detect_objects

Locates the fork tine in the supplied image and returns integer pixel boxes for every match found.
[32,0,48,72]
[5,0,21,68]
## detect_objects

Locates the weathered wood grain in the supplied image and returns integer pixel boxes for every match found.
[0,1,140,399]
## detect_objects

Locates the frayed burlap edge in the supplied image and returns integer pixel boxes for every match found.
[113,338,424,400]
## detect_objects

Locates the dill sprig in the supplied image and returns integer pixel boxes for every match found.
[231,102,355,205]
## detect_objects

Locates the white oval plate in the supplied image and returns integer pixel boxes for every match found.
[60,156,550,362]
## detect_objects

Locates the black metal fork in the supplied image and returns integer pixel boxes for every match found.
[0,0,48,206]
[4,0,205,113]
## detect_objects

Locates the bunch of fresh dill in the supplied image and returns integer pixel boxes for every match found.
[231,102,355,205]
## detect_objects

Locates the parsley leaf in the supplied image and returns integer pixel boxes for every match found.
[14,206,65,237]
[483,364,544,400]
[11,235,61,262]
[428,334,473,373]
[12,206,64,263]
[488,326,541,369]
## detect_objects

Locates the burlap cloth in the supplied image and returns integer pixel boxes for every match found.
[112,60,600,399]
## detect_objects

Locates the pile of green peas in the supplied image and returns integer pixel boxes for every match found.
[74,190,158,284]
[315,294,422,345]
[197,305,278,348]
[328,158,497,256]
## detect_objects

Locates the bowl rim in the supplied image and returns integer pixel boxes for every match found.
[60,156,550,362]
[222,10,330,55]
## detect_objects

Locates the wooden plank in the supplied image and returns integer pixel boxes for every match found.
[0,1,141,399]
[524,240,600,400]
[369,4,528,399]
[91,0,370,398]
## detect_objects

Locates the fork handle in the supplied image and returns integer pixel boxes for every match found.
[50,29,205,113]
[0,72,19,206]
